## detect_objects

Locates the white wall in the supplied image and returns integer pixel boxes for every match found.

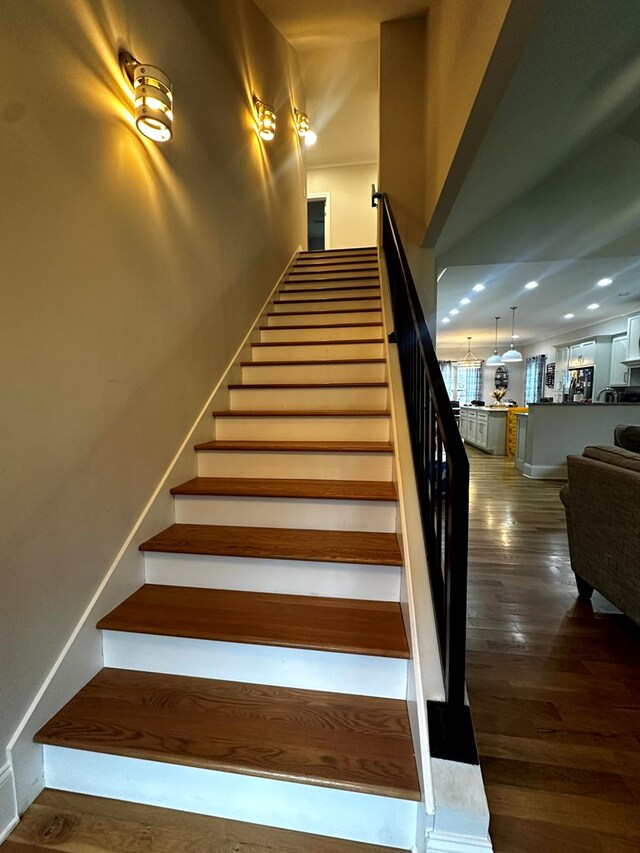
[308,163,377,248]
[0,0,305,776]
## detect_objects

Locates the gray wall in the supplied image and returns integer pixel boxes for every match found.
[0,0,305,759]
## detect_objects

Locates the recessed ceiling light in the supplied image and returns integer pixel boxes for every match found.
[564,313,575,319]
[472,283,485,292]
[460,297,471,305]
[512,334,520,340]
[450,308,459,315]
[597,278,613,287]
[442,317,450,323]
[525,281,539,290]
[587,303,599,310]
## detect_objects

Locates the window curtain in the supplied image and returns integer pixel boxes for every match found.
[456,365,483,405]
[439,360,453,398]
[525,354,546,404]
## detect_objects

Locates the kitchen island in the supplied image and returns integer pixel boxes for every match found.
[460,406,507,455]
[519,403,640,479]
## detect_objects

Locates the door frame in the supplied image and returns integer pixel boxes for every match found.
[307,192,331,250]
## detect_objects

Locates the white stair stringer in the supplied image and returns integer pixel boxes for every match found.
[43,747,418,850]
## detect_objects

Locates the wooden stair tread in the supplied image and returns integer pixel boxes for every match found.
[267,309,381,317]
[241,358,386,366]
[97,586,408,658]
[259,322,381,331]
[138,523,403,566]
[35,669,419,800]
[194,439,394,453]
[228,382,388,390]
[273,296,381,305]
[211,409,390,418]
[171,476,397,501]
[251,339,384,347]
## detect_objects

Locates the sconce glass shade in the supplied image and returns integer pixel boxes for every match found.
[304,130,318,146]
[120,51,173,142]
[254,97,276,140]
[294,108,310,137]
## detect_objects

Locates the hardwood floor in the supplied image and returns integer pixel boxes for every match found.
[466,448,640,852]
[1,789,407,852]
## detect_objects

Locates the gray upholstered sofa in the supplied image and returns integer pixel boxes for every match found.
[560,424,640,624]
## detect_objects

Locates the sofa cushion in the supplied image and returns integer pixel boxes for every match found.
[583,444,640,473]
[614,423,640,453]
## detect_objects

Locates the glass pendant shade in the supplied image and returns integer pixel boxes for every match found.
[485,316,504,366]
[501,307,523,363]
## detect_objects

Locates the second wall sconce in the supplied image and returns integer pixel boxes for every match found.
[120,50,173,142]
[294,108,310,137]
[254,97,276,141]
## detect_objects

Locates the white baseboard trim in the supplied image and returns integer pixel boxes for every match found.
[7,249,301,815]
[523,462,567,479]
[0,763,18,845]
[426,830,493,852]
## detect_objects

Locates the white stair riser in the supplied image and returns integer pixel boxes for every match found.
[287,269,378,280]
[103,633,407,698]
[272,299,381,313]
[229,385,388,411]
[174,494,397,532]
[281,286,380,299]
[260,325,382,342]
[144,552,401,601]
[213,415,390,441]
[252,342,383,361]
[287,272,379,282]
[241,362,386,384]
[43,748,417,850]
[267,311,382,327]
[196,449,394,481]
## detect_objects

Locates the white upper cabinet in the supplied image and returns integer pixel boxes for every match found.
[625,315,640,365]
[610,335,630,386]
[569,340,595,368]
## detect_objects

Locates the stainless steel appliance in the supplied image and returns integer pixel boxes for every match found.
[567,367,594,402]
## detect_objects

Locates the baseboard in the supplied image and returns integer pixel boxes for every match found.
[0,763,18,845]
[426,830,493,852]
[7,248,301,816]
[523,462,567,479]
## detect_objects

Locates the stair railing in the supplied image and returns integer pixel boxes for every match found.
[374,192,478,764]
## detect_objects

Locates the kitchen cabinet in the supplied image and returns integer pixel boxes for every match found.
[554,346,569,401]
[459,407,507,455]
[624,315,640,366]
[610,334,631,386]
[569,340,595,368]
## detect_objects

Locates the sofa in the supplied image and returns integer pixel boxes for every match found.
[560,424,640,625]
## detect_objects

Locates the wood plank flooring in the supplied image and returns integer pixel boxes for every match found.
[1,789,408,852]
[466,449,640,852]
[34,670,420,800]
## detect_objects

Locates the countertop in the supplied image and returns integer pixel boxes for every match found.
[529,402,640,407]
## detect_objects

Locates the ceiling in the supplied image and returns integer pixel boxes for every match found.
[253,0,429,49]
[435,0,640,347]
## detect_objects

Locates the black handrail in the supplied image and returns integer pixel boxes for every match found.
[375,192,478,765]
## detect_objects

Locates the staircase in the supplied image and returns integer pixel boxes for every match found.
[34,248,421,851]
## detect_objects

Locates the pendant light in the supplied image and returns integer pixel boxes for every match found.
[453,336,483,369]
[486,316,504,366]
[502,306,523,363]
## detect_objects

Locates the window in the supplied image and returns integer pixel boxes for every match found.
[439,360,453,398]
[456,366,483,405]
[525,354,546,404]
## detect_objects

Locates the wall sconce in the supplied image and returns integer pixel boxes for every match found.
[294,108,310,137]
[120,50,173,142]
[254,96,276,141]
